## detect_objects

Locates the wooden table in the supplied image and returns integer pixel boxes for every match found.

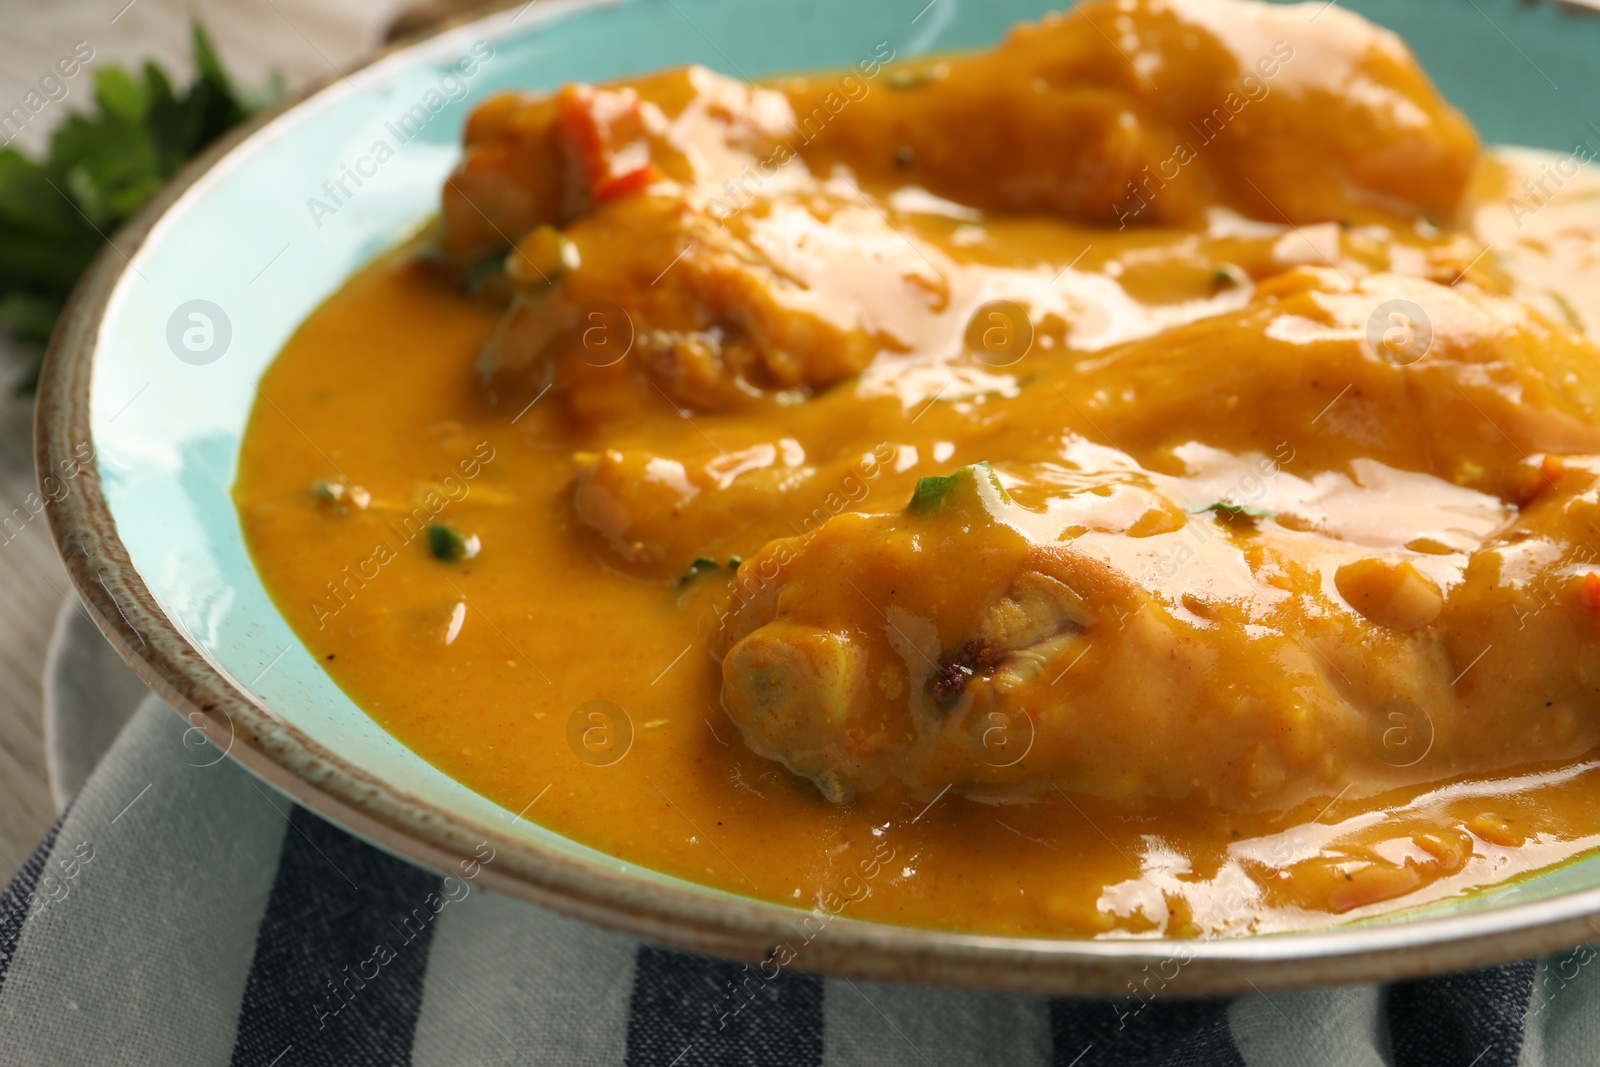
[0,349,70,874]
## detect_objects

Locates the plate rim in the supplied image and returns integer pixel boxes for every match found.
[34,0,1600,995]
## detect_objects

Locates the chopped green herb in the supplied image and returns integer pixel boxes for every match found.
[1193,501,1274,526]
[906,461,1010,513]
[427,522,480,562]
[908,472,959,511]
[312,480,369,511]
[679,556,721,586]
[0,24,278,391]
[1211,266,1246,288]
[462,251,508,294]
[727,556,743,571]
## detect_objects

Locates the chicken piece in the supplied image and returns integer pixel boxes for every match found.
[1434,456,1600,747]
[441,65,794,264]
[480,190,935,417]
[714,461,1600,808]
[791,0,1479,227]
[570,438,901,577]
[456,65,939,416]
[713,463,1365,806]
[1068,269,1600,500]
[572,438,814,570]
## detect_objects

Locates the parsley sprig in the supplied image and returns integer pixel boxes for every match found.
[0,24,278,388]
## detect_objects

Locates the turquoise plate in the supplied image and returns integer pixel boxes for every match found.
[35,0,1600,993]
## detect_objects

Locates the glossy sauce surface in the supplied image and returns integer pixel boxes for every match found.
[236,1,1600,937]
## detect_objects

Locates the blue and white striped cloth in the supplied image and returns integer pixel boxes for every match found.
[3,605,1598,1065]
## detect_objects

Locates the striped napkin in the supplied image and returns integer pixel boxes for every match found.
[0,603,1592,1065]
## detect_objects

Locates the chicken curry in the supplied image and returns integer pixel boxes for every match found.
[235,0,1600,937]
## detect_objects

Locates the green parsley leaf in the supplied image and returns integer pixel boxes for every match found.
[678,556,721,586]
[427,522,481,562]
[1193,501,1274,526]
[906,461,1010,513]
[463,251,508,294]
[0,23,277,392]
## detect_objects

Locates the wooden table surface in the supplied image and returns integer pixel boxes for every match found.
[0,352,71,875]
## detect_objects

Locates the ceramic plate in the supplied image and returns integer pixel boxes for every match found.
[36,0,1600,993]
